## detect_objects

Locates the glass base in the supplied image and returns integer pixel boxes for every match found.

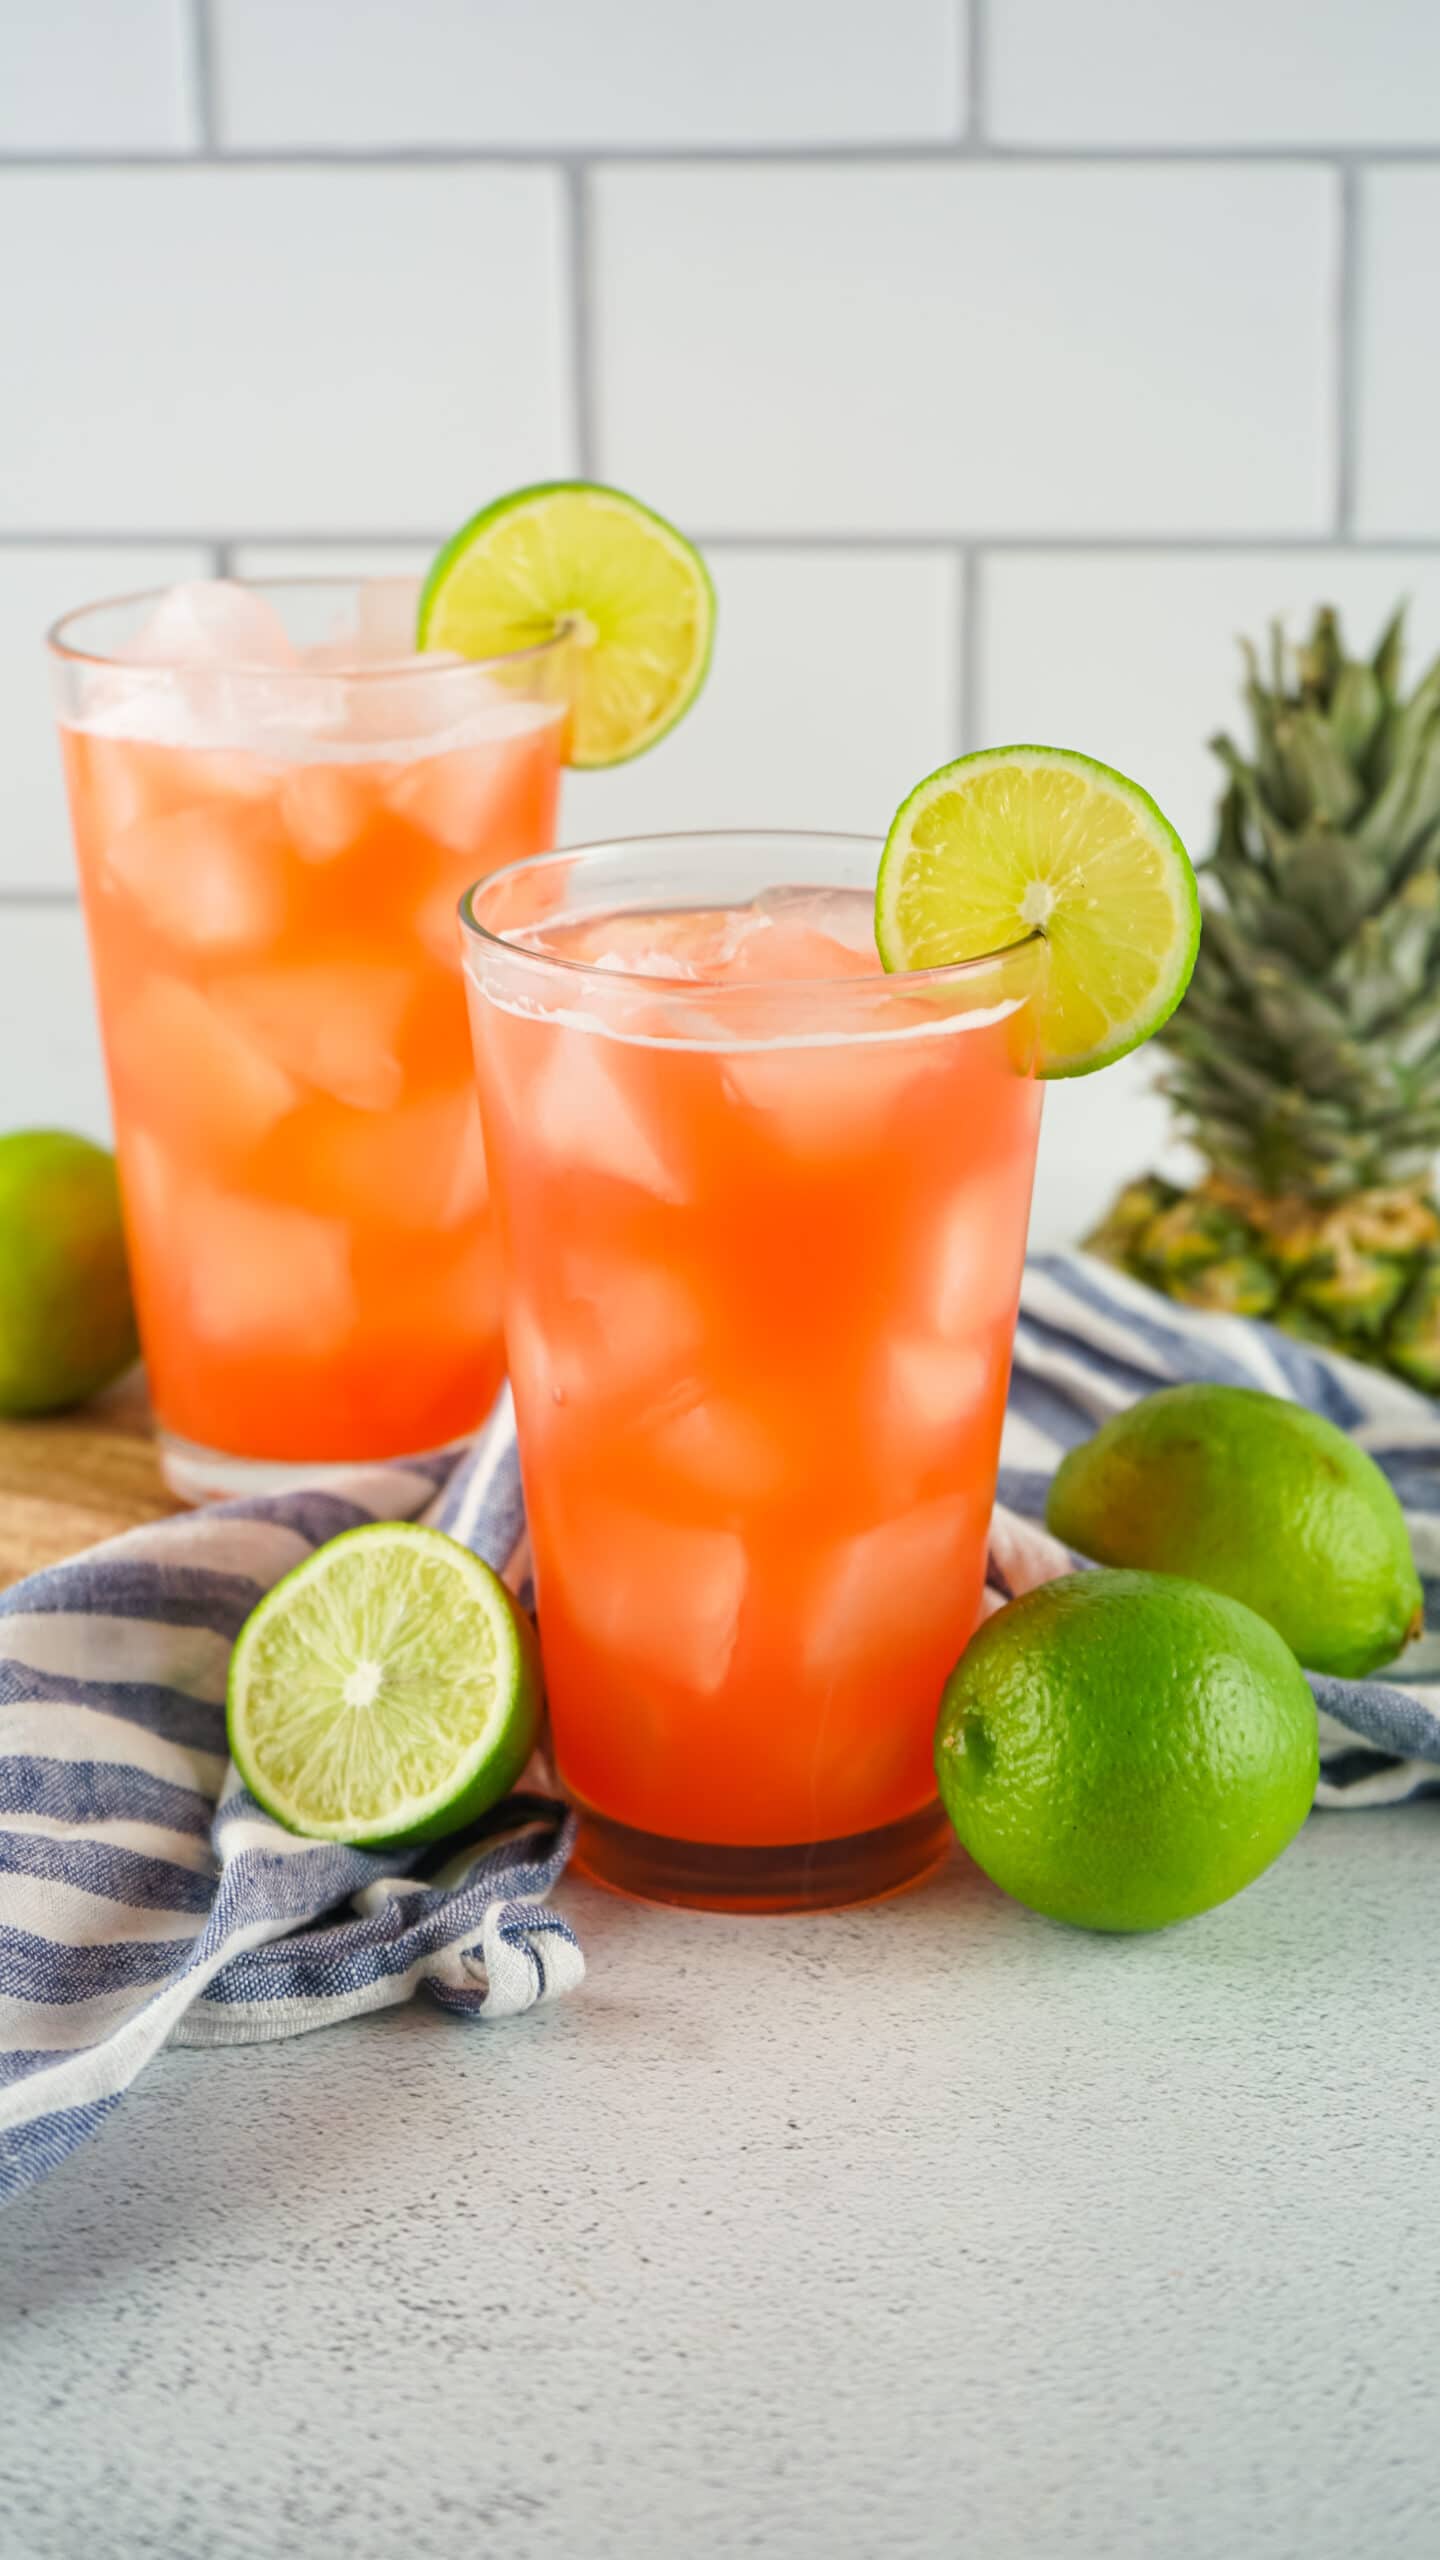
[571,1799,953,1914]
[157,1428,473,1507]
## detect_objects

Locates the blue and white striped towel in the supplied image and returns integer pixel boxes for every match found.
[3,1251,1437,2205]
[0,1392,582,2206]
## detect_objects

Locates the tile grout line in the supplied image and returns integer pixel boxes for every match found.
[565,161,598,477]
[964,0,987,145]
[184,0,218,154]
[3,142,1440,170]
[957,545,980,752]
[8,530,1440,555]
[1335,163,1362,537]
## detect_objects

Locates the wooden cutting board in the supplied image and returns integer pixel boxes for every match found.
[0,1370,180,1588]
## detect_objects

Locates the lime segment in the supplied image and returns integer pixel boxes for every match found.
[418,480,715,768]
[227,1523,540,1849]
[875,745,1200,1079]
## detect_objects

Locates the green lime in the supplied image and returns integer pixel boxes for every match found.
[0,1130,138,1416]
[1046,1382,1423,1680]
[936,1568,1318,1934]
[227,1522,541,1849]
[875,745,1200,1077]
[418,480,715,768]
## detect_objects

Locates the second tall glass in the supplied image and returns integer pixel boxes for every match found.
[462,832,1046,1911]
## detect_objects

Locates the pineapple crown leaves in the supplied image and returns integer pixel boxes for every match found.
[1161,603,1440,1200]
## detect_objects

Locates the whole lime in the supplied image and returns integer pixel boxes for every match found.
[935,1569,1318,1933]
[0,1131,138,1416]
[1046,1382,1422,1680]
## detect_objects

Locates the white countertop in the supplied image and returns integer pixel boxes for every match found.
[1,1806,1436,2559]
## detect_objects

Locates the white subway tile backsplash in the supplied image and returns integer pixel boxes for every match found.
[593,164,1337,536]
[0,909,110,1142]
[0,544,213,894]
[989,0,1440,146]
[0,169,572,535]
[1356,172,1440,538]
[560,548,960,845]
[213,0,963,150]
[0,0,194,153]
[1,7,1435,1227]
[980,550,1440,859]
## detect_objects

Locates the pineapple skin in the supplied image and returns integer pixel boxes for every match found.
[1090,605,1440,1395]
[1086,1174,1440,1391]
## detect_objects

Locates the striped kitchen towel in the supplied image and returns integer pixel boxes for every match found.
[0,1390,583,2206]
[3,1251,1438,2205]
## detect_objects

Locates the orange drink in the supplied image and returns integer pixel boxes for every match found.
[49,579,568,1498]
[462,833,1045,1910]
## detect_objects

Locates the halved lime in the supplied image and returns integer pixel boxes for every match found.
[227,1523,541,1849]
[875,745,1201,1078]
[418,481,716,768]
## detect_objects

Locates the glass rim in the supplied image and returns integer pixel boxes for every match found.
[459,829,1044,997]
[45,575,573,681]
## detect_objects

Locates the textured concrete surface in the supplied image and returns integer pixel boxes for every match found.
[1,1807,1437,2560]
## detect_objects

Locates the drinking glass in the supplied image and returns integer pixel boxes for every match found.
[461,831,1045,1911]
[49,579,569,1500]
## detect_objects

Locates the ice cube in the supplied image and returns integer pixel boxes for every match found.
[357,578,424,657]
[642,1387,787,1508]
[752,885,879,956]
[527,1029,689,1202]
[720,1036,933,1164]
[126,1140,354,1357]
[885,1336,993,1442]
[110,975,299,1161]
[549,908,743,979]
[186,1193,353,1355]
[550,1503,746,1698]
[925,1168,1029,1335]
[302,1084,487,1232]
[278,765,378,862]
[866,1335,999,1506]
[65,732,183,845]
[124,581,298,671]
[389,737,531,855]
[804,1494,982,1686]
[515,1258,706,1415]
[217,964,413,1112]
[303,657,471,748]
[104,800,288,954]
[299,577,423,667]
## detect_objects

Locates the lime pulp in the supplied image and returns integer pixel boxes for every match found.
[227,1522,541,1849]
[875,744,1201,1078]
[418,480,715,769]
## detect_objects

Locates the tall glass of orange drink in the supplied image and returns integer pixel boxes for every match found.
[461,832,1045,1911]
[49,579,568,1499]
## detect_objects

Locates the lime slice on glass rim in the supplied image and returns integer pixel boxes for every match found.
[875,745,1200,1077]
[227,1523,540,1849]
[417,480,716,769]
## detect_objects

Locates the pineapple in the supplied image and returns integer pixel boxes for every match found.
[1087,605,1440,1391]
